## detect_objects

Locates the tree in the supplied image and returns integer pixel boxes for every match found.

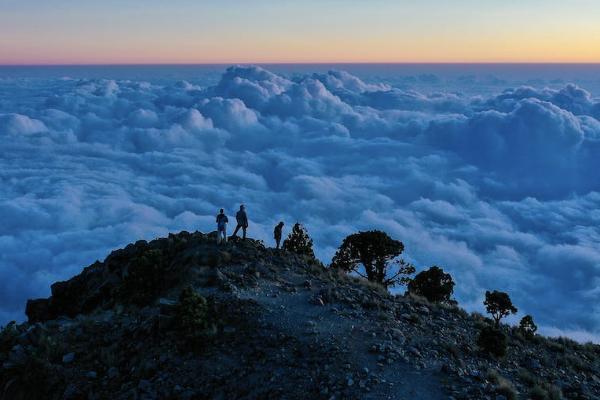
[407,266,455,303]
[282,223,315,258]
[330,230,414,289]
[518,315,538,339]
[484,290,517,327]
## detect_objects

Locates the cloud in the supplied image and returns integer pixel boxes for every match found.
[482,84,599,118]
[211,66,291,109]
[0,66,599,342]
[0,113,47,136]
[422,98,600,197]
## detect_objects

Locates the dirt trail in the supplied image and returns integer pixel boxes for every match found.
[237,263,447,400]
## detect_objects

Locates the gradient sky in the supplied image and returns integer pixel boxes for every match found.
[1,0,600,64]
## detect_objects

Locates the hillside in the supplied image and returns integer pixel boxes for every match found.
[1,231,599,400]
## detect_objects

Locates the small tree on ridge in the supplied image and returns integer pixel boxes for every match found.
[282,223,315,258]
[330,230,414,289]
[484,290,517,327]
[518,315,538,339]
[408,266,455,303]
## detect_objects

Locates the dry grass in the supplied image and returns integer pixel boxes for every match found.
[529,383,562,400]
[486,369,517,400]
[405,292,431,306]
[516,368,537,387]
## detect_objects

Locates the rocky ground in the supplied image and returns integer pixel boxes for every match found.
[1,231,599,400]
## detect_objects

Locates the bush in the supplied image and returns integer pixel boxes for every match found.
[1,356,59,399]
[518,315,538,339]
[517,368,537,387]
[529,383,562,400]
[477,326,507,357]
[496,380,518,400]
[484,290,517,327]
[330,230,414,289]
[486,369,517,400]
[407,266,455,303]
[175,287,217,351]
[0,321,18,354]
[121,249,169,305]
[529,386,548,400]
[282,223,315,258]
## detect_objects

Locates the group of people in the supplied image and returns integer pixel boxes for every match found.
[216,205,285,249]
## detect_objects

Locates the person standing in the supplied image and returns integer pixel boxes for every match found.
[274,221,284,249]
[232,204,248,239]
[216,208,229,244]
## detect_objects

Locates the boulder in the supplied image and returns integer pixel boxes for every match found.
[25,298,52,323]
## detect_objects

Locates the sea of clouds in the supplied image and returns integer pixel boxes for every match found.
[1,66,599,342]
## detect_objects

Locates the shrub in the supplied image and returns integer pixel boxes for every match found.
[282,223,315,258]
[121,249,169,305]
[34,332,67,364]
[484,290,517,327]
[496,383,518,400]
[518,315,538,339]
[0,321,18,354]
[330,230,414,289]
[529,386,548,400]
[486,369,517,400]
[529,383,562,400]
[175,287,217,351]
[557,336,578,349]
[477,326,507,357]
[407,266,455,303]
[444,342,461,359]
[517,368,537,387]
[547,340,566,353]
[1,356,58,399]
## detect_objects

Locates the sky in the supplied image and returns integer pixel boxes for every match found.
[1,0,600,64]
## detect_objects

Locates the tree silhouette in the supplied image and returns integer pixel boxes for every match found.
[330,230,414,289]
[518,315,538,339]
[282,223,315,258]
[484,290,517,327]
[407,266,455,303]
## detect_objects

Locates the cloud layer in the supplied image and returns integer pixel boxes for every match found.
[1,66,599,341]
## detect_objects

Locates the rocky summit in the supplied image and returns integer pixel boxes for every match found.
[1,231,599,400]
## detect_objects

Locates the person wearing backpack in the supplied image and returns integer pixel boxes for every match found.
[274,221,284,249]
[232,204,248,239]
[216,208,229,244]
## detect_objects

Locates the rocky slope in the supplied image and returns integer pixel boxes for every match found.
[1,231,599,400]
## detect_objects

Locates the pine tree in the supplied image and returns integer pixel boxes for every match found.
[282,223,315,258]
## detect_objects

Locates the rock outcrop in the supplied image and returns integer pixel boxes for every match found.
[2,231,599,399]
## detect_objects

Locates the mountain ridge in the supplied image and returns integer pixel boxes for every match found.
[1,231,598,399]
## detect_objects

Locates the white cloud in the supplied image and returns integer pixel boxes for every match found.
[0,113,47,136]
[0,66,599,342]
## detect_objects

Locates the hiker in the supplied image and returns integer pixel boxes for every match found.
[232,204,248,239]
[274,221,284,249]
[216,208,229,244]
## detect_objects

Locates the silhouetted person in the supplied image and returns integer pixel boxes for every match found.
[216,208,229,244]
[232,204,248,239]
[274,221,284,249]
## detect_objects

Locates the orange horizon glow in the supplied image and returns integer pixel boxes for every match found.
[1,1,600,65]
